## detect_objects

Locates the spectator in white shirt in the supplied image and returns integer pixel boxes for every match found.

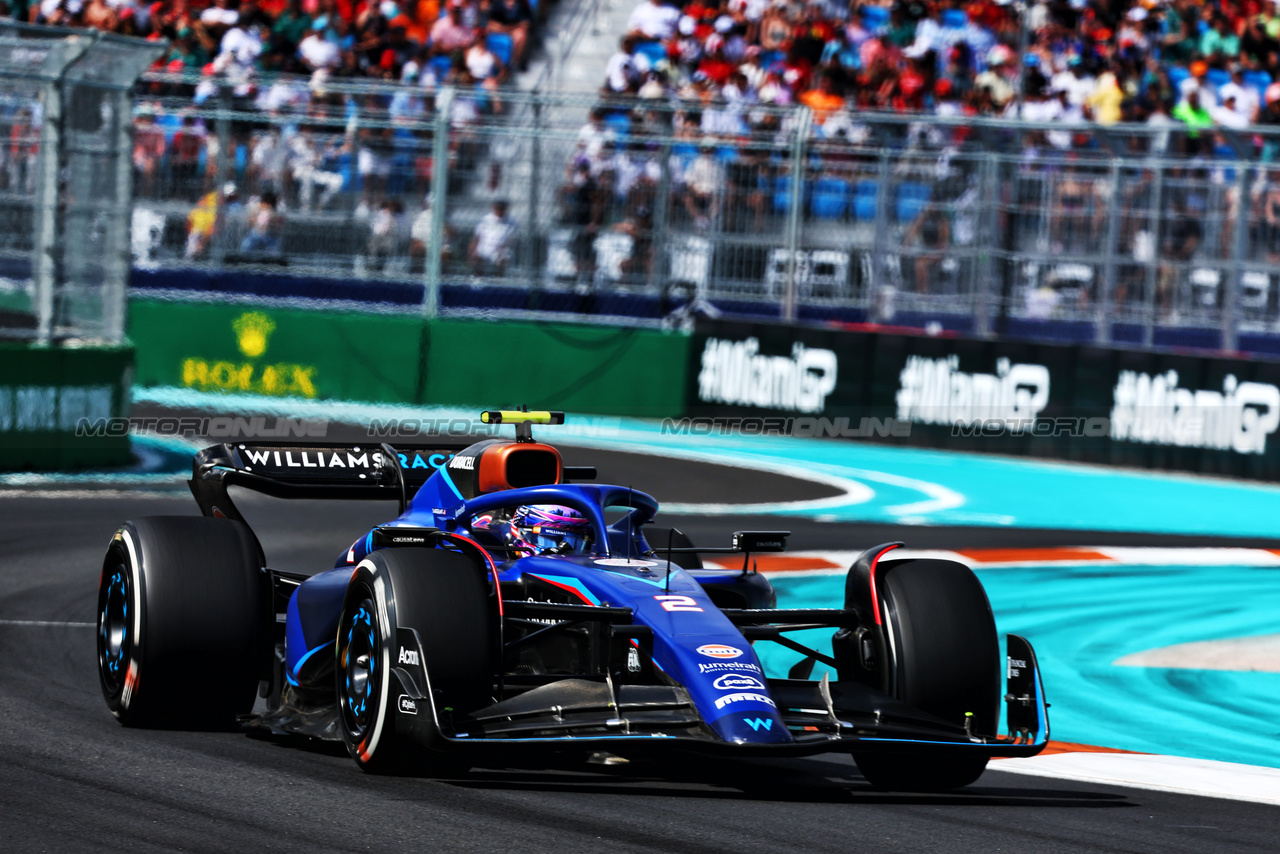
[1046,87,1085,150]
[1213,93,1251,129]
[680,139,722,230]
[220,24,264,67]
[576,108,608,157]
[1218,68,1259,123]
[200,0,238,27]
[1145,95,1177,154]
[469,199,518,274]
[299,20,340,70]
[1049,58,1095,108]
[626,0,679,41]
[465,39,504,86]
[605,36,641,93]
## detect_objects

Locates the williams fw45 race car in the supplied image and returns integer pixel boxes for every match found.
[96,411,1048,791]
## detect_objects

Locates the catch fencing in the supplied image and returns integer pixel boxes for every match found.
[128,75,1280,350]
[0,22,162,345]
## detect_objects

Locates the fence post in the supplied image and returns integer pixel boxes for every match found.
[1224,157,1249,352]
[651,123,673,293]
[527,96,542,292]
[423,86,454,319]
[32,75,62,346]
[1096,158,1122,345]
[211,84,232,267]
[103,88,134,345]
[974,153,999,337]
[32,35,93,345]
[1142,160,1165,347]
[781,107,811,322]
[870,146,893,315]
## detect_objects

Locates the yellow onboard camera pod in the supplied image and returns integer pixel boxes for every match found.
[480,411,566,425]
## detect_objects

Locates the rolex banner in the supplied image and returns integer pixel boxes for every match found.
[128,299,424,403]
[687,319,1280,481]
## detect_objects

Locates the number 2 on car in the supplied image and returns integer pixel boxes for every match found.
[654,595,703,612]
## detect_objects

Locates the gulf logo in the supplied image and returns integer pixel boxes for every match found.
[696,644,743,659]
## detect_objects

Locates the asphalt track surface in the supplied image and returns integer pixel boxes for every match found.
[3,452,1280,852]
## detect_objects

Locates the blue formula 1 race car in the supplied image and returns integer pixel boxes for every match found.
[96,411,1048,790]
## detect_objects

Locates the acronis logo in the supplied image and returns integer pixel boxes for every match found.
[743,717,773,732]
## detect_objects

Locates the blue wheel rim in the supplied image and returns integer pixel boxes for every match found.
[340,598,379,740]
[98,564,130,695]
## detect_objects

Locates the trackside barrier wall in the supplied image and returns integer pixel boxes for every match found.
[128,299,424,403]
[121,298,1280,480]
[687,319,1280,481]
[421,319,689,418]
[0,343,133,468]
[126,298,690,418]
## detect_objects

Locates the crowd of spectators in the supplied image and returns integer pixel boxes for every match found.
[41,0,548,268]
[6,0,538,93]
[600,0,1280,142]
[22,0,1280,307]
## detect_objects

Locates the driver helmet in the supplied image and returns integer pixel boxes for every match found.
[512,504,592,555]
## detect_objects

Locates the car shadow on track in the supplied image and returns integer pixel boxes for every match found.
[243,733,1135,808]
[439,756,1135,808]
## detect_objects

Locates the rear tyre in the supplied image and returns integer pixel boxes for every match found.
[336,547,493,773]
[97,516,268,729]
[854,559,999,791]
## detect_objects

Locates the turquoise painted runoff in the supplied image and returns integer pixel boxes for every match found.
[134,388,1280,538]
[575,425,1280,538]
[759,564,1280,769]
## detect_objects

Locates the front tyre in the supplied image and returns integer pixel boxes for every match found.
[336,548,494,773]
[854,558,999,791]
[97,516,268,728]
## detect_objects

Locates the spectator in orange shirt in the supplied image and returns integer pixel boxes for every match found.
[799,74,845,124]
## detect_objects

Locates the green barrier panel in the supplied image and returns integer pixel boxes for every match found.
[424,319,689,418]
[129,299,424,404]
[0,342,133,469]
[129,299,691,419]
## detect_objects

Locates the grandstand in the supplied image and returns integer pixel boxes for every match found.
[11,1,1280,352]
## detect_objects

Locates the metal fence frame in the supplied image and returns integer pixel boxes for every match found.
[124,75,1280,349]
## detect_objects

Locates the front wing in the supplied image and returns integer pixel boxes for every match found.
[387,628,1049,760]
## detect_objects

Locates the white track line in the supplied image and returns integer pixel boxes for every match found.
[0,620,94,627]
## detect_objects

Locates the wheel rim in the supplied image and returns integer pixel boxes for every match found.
[98,562,131,696]
[339,598,379,743]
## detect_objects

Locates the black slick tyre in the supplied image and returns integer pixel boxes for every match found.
[854,558,1000,791]
[336,547,493,773]
[97,516,268,729]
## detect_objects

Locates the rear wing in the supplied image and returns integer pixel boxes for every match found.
[189,441,472,524]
